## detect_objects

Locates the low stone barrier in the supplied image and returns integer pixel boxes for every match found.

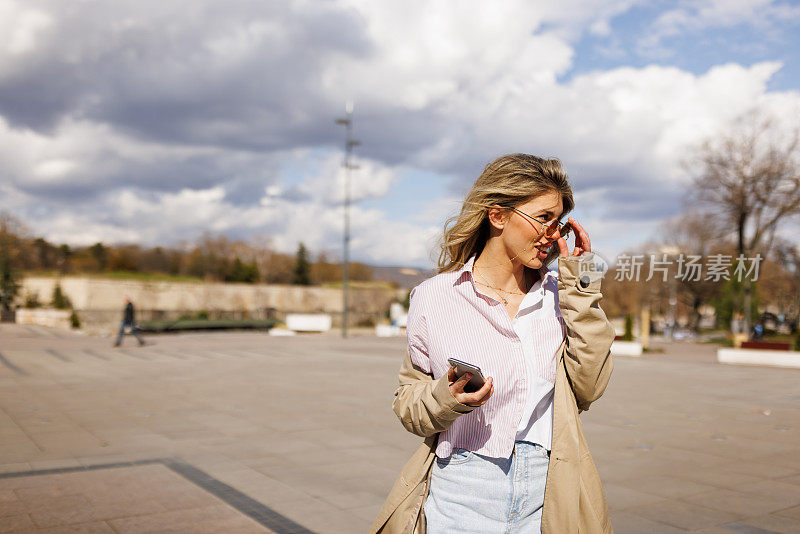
[717,348,800,368]
[611,340,643,357]
[16,309,72,330]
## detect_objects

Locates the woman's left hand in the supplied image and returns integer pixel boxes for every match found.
[556,217,591,257]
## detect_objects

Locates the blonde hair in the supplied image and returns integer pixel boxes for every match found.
[437,153,574,273]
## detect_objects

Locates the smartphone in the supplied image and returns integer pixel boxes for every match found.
[447,358,486,393]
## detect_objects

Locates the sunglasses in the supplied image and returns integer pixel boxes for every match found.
[507,206,573,242]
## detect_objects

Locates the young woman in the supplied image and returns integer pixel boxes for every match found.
[370,154,616,534]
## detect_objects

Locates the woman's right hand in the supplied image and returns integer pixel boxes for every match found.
[447,368,494,407]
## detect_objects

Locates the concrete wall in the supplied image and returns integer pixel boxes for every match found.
[19,276,405,335]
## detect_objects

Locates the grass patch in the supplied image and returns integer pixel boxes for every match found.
[320,280,397,290]
[22,270,204,283]
[703,335,734,347]
[94,271,204,283]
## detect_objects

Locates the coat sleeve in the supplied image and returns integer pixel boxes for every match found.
[392,347,477,438]
[556,252,616,412]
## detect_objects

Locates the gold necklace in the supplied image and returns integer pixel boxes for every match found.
[473,267,532,306]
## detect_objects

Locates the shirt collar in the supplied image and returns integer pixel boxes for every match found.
[455,254,557,291]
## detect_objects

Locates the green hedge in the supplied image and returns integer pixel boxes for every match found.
[138,318,278,333]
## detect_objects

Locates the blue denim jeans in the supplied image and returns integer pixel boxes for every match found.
[424,441,550,534]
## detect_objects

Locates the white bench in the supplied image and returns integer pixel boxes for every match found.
[285,314,332,333]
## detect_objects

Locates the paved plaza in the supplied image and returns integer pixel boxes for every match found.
[0,324,799,533]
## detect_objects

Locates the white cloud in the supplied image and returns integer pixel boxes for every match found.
[641,0,800,53]
[0,0,799,268]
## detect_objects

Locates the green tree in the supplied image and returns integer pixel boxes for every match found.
[622,313,634,341]
[89,242,108,271]
[58,244,72,273]
[51,284,72,310]
[33,238,57,269]
[292,243,311,285]
[0,213,25,311]
[711,272,761,329]
[0,253,18,312]
[401,290,411,310]
[226,257,260,283]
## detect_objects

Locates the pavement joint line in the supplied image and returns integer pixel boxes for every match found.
[146,347,187,359]
[0,350,28,376]
[0,456,317,534]
[117,349,149,360]
[45,349,72,362]
[722,522,781,534]
[83,348,110,360]
[162,457,318,534]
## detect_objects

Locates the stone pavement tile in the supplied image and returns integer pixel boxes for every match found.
[596,457,674,483]
[271,496,369,534]
[146,484,224,512]
[727,460,800,480]
[216,436,320,458]
[344,444,413,474]
[658,433,796,463]
[27,494,98,528]
[28,458,83,471]
[176,450,251,472]
[0,513,36,533]
[0,490,25,517]
[776,505,800,521]
[316,484,385,511]
[615,474,719,499]
[74,452,157,467]
[772,451,800,471]
[241,453,298,471]
[731,480,800,509]
[0,446,42,465]
[85,498,166,521]
[225,475,312,507]
[677,487,795,517]
[36,520,119,533]
[107,504,269,534]
[285,428,380,449]
[609,510,689,534]
[0,474,68,491]
[13,483,83,505]
[347,502,382,524]
[312,459,396,481]
[0,464,30,476]
[624,499,740,530]
[728,514,800,534]
[341,470,399,498]
[678,466,764,489]
[248,462,348,503]
[604,482,667,510]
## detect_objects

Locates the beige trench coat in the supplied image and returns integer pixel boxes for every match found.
[369,253,616,534]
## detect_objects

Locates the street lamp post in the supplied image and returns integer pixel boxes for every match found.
[335,102,359,338]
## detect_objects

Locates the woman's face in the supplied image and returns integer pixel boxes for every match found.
[498,190,564,268]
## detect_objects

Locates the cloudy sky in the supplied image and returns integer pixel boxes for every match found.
[1,0,800,268]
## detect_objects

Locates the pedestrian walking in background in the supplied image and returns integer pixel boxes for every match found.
[114,296,145,347]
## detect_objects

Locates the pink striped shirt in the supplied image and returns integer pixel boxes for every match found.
[406,254,565,459]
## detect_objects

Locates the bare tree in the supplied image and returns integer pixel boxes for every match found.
[687,108,800,333]
[655,210,730,330]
